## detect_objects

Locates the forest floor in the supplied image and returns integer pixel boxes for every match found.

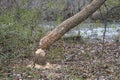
[0,39,120,80]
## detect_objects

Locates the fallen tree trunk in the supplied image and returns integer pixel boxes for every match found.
[34,0,106,65]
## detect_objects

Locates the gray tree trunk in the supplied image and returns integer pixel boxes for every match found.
[34,0,106,65]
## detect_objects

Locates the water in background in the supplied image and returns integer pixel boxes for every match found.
[39,22,120,42]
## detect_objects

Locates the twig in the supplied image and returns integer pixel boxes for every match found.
[97,1,108,80]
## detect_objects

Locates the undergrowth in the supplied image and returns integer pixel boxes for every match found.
[0,8,45,65]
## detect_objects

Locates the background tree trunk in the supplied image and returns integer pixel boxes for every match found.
[34,0,106,65]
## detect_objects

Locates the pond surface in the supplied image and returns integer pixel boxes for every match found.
[40,22,120,42]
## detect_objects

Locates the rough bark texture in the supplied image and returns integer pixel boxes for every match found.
[34,0,106,65]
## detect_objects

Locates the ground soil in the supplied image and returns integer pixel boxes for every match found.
[0,39,120,80]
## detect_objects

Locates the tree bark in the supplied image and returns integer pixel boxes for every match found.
[34,0,106,65]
